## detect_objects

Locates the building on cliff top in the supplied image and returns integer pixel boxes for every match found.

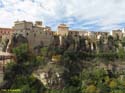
[13,20,54,52]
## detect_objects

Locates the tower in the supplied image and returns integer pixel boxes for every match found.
[57,24,69,36]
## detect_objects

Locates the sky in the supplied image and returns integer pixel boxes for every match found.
[0,0,125,31]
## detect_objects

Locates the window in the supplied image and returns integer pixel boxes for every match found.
[26,32,28,36]
[34,33,36,37]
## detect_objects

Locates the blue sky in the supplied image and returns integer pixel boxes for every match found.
[0,0,125,31]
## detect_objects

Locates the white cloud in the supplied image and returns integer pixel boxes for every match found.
[0,0,125,31]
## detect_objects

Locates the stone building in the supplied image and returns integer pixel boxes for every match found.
[0,28,14,41]
[68,30,79,36]
[112,29,123,40]
[0,28,14,52]
[13,20,54,51]
[57,24,69,36]
[68,30,89,37]
[57,24,90,37]
[122,28,125,37]
[95,32,109,40]
[78,30,89,36]
[57,24,95,49]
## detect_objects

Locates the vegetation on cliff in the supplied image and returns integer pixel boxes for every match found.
[1,35,125,93]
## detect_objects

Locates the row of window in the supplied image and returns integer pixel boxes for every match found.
[0,31,11,34]
[26,32,52,36]
[0,33,10,35]
[19,30,52,35]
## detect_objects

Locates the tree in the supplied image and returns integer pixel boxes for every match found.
[41,47,48,57]
[118,48,125,60]
[12,44,29,63]
[3,44,46,92]
[61,51,83,86]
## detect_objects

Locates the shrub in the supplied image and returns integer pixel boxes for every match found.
[109,80,117,89]
[86,85,97,93]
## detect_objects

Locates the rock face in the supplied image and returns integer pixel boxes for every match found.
[6,33,45,55]
[12,34,28,48]
[0,33,29,53]
[33,62,65,89]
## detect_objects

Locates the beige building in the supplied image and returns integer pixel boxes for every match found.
[57,24,69,36]
[0,28,14,42]
[94,32,109,40]
[122,28,125,37]
[0,28,14,38]
[111,29,123,40]
[78,30,89,36]
[57,24,90,37]
[68,30,79,36]
[13,20,54,50]
[69,30,89,37]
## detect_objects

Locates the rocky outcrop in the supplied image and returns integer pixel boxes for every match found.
[33,62,65,89]
[12,34,28,48]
